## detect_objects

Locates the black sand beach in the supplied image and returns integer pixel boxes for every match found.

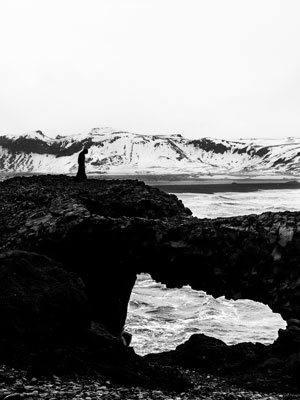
[88,174,300,194]
[149,180,300,194]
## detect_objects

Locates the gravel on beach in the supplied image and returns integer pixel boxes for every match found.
[1,365,299,400]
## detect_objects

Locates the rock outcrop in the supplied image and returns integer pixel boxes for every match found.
[0,175,191,335]
[1,175,299,327]
[1,174,300,391]
[0,250,89,357]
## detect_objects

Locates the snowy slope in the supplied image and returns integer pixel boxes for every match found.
[1,128,300,176]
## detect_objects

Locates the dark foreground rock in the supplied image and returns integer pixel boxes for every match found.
[2,364,298,400]
[0,175,191,335]
[0,251,189,392]
[1,175,300,394]
[0,250,89,357]
[146,331,300,393]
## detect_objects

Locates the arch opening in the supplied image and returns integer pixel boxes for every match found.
[126,273,286,356]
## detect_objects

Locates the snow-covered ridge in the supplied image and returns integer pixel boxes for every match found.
[1,127,300,176]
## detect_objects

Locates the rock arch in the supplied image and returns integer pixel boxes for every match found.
[1,175,300,334]
[2,175,300,390]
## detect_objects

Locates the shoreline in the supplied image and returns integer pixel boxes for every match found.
[149,180,300,194]
[1,172,300,191]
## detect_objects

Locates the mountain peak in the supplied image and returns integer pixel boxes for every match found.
[23,130,50,140]
[3,130,51,141]
[89,127,119,135]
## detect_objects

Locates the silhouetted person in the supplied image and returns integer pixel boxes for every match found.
[76,148,88,181]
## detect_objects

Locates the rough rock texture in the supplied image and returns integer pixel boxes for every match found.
[148,211,300,323]
[1,175,300,328]
[0,250,90,356]
[1,175,300,391]
[0,175,191,335]
[0,251,189,391]
[146,330,300,393]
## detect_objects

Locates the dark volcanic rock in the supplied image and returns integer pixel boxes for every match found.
[145,334,270,390]
[0,250,89,356]
[21,323,190,392]
[0,249,190,391]
[2,175,300,329]
[2,174,300,392]
[145,334,265,373]
[145,329,300,392]
[0,175,191,334]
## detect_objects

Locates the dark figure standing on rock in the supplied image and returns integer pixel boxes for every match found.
[76,148,88,181]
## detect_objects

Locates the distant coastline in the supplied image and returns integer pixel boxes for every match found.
[1,172,300,194]
[149,180,300,194]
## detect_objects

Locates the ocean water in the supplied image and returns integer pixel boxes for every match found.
[176,189,300,219]
[127,189,300,355]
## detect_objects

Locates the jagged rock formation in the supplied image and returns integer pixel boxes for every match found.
[0,175,191,335]
[1,175,300,391]
[2,128,300,175]
[1,175,299,327]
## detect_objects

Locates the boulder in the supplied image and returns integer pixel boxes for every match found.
[146,333,265,373]
[0,250,90,357]
[145,332,300,392]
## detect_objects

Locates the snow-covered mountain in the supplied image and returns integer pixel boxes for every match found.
[1,127,300,176]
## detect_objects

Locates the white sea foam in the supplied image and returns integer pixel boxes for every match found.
[127,274,286,355]
[176,189,300,219]
[127,189,292,355]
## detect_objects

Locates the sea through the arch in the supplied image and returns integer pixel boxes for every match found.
[127,188,300,355]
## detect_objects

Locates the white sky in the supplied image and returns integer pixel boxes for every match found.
[0,0,300,140]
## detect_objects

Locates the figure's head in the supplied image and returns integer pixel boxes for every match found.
[83,148,88,154]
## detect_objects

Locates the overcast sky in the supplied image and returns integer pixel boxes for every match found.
[0,0,300,140]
